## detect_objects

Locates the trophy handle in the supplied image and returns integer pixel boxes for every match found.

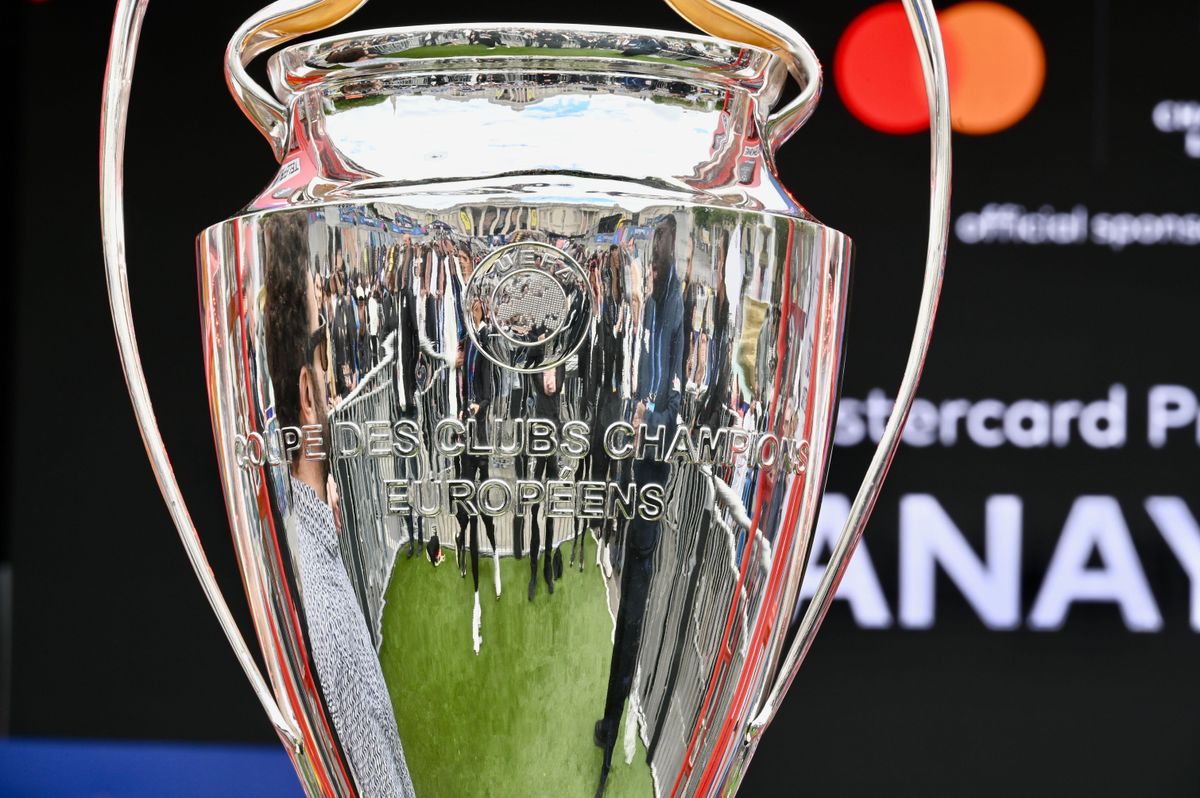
[665,0,822,150]
[746,0,953,737]
[225,0,368,160]
[101,0,300,748]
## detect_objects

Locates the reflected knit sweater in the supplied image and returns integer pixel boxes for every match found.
[292,477,415,798]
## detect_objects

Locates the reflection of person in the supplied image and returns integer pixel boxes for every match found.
[367,282,381,369]
[600,245,627,397]
[595,216,685,792]
[394,236,427,560]
[356,280,369,373]
[522,364,566,601]
[332,267,359,398]
[457,298,500,652]
[263,214,415,798]
[681,237,711,390]
[699,229,733,430]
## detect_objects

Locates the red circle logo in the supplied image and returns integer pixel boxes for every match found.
[835,1,1045,135]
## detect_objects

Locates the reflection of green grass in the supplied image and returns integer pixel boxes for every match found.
[379,544,653,797]
[331,94,390,111]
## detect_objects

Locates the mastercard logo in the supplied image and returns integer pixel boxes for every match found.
[835,1,1045,135]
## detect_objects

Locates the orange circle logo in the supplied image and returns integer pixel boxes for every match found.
[835,1,1045,135]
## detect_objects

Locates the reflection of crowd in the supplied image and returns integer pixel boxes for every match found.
[264,201,789,795]
[317,211,760,796]
[320,250,400,402]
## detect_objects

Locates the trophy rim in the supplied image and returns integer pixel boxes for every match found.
[268,21,793,103]
[201,197,852,247]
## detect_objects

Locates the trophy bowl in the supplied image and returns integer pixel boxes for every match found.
[100,2,950,796]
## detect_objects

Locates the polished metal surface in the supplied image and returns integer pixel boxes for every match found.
[200,195,850,798]
[101,3,950,797]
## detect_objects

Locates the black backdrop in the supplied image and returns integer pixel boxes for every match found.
[9,0,1200,795]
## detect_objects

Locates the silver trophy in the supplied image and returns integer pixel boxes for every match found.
[100,1,950,795]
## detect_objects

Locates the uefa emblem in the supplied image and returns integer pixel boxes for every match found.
[464,241,593,373]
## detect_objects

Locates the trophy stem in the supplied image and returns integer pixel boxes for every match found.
[746,0,952,742]
[100,0,301,751]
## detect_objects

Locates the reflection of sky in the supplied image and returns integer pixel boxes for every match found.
[326,92,715,182]
[523,96,591,118]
